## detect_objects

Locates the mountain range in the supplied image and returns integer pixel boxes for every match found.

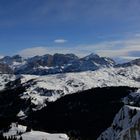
[0,53,140,140]
[0,53,115,75]
[0,53,140,76]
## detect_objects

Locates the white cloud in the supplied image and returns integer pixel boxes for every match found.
[0,55,4,59]
[54,39,67,43]
[19,47,49,58]
[18,35,140,60]
[75,37,140,58]
[98,40,140,57]
[19,46,77,58]
[18,46,85,58]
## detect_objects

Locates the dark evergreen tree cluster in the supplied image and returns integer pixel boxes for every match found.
[27,86,137,140]
[0,83,138,140]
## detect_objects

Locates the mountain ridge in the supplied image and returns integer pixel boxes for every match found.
[0,53,115,75]
[0,53,140,75]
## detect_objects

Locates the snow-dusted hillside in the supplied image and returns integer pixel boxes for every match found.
[0,65,139,111]
[3,123,69,140]
[0,65,140,109]
[16,65,140,110]
[0,74,15,90]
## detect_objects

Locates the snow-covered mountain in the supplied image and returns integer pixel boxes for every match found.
[0,85,138,140]
[1,65,139,111]
[0,63,13,74]
[0,55,26,70]
[0,53,115,75]
[116,58,140,67]
[0,55,140,140]
[97,105,140,140]
[97,90,140,140]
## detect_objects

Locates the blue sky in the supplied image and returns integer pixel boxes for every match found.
[0,0,140,60]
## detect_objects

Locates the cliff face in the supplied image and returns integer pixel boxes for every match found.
[98,104,140,140]
[0,63,13,74]
[118,115,140,140]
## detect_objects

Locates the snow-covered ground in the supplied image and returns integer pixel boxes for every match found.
[0,74,15,90]
[18,65,140,110]
[3,123,69,140]
[20,131,69,140]
[0,65,140,110]
[0,66,140,140]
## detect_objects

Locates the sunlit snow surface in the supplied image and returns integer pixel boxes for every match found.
[4,123,69,140]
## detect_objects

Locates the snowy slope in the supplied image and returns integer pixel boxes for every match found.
[17,65,140,110]
[20,131,69,140]
[0,65,139,110]
[0,74,15,90]
[3,123,69,140]
[97,105,140,140]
